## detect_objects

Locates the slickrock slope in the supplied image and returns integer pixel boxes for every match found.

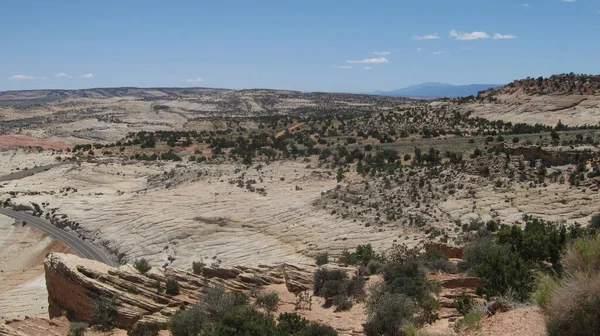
[442,74,600,126]
[44,252,314,330]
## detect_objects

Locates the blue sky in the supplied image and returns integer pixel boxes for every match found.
[1,0,599,92]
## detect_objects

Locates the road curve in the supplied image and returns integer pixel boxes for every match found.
[0,207,118,267]
[0,162,68,182]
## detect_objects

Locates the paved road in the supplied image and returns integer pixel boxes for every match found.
[0,162,68,182]
[0,162,118,266]
[0,208,118,266]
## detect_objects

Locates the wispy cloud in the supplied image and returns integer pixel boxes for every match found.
[9,75,35,80]
[372,51,391,56]
[185,78,204,83]
[493,33,518,40]
[54,73,68,77]
[364,66,372,70]
[450,29,490,40]
[417,48,423,51]
[41,77,48,80]
[431,50,446,55]
[80,73,94,78]
[334,66,353,69]
[522,3,530,8]
[347,57,389,64]
[560,0,575,2]
[413,34,440,40]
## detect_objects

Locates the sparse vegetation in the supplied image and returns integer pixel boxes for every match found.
[133,258,151,274]
[170,284,337,336]
[67,322,87,336]
[315,252,329,266]
[91,296,118,331]
[165,278,180,295]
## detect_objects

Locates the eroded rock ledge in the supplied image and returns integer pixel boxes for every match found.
[44,253,314,330]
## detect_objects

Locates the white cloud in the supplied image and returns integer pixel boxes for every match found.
[80,73,93,78]
[9,75,35,80]
[54,73,68,77]
[334,66,353,69]
[493,33,518,40]
[185,78,204,83]
[431,50,446,55]
[373,51,391,55]
[560,0,575,2]
[364,66,372,70]
[41,77,48,80]
[522,3,530,8]
[413,34,440,40]
[449,29,490,40]
[347,57,389,64]
[417,48,423,51]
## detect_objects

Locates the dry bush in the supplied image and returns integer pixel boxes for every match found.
[545,272,600,335]
[544,235,600,336]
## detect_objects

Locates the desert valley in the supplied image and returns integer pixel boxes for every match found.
[1,74,600,335]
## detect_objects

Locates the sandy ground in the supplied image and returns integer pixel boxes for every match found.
[472,306,546,336]
[0,214,73,322]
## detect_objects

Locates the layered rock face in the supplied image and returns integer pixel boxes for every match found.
[44,253,313,330]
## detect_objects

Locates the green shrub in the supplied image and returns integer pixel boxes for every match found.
[203,306,278,336]
[339,244,380,266]
[91,296,117,331]
[313,269,365,310]
[134,258,151,274]
[531,272,557,309]
[364,286,416,336]
[67,322,87,336]
[454,293,474,316]
[277,313,338,336]
[382,246,430,302]
[591,214,600,230]
[453,305,485,333]
[495,216,568,269]
[315,252,329,266]
[170,285,250,336]
[170,304,206,336]
[165,278,180,295]
[254,291,280,313]
[277,312,309,335]
[366,259,385,275]
[423,249,456,274]
[463,238,534,301]
[192,261,205,275]
[332,294,353,311]
[127,322,160,336]
[562,234,600,274]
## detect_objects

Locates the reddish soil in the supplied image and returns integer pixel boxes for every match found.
[0,134,70,150]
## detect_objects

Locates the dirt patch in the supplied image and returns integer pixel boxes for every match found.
[0,134,70,150]
[471,306,546,336]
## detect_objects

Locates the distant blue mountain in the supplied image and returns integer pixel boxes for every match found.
[373,82,502,98]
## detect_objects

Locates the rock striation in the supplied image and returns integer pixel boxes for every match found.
[44,253,314,330]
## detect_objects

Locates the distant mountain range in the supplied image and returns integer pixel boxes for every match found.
[372,82,502,98]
